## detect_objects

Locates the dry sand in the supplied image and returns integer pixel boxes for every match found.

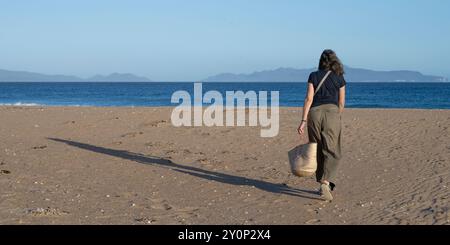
[0,106,449,225]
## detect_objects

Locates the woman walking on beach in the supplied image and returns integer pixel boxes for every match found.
[297,49,346,201]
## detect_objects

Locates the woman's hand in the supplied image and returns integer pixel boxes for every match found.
[297,121,307,135]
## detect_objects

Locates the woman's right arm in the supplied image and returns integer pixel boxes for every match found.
[339,86,346,113]
[298,83,315,135]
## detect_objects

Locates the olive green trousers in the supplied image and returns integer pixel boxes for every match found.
[307,104,342,187]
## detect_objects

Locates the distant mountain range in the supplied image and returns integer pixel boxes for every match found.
[204,67,448,82]
[0,69,152,82]
[0,67,447,82]
[88,73,151,82]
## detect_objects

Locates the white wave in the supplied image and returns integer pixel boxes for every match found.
[0,102,43,106]
[0,102,140,107]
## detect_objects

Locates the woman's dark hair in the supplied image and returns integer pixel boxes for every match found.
[318,49,345,76]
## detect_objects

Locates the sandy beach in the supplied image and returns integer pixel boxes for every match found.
[0,106,449,225]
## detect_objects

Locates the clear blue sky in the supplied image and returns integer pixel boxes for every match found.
[1,0,449,81]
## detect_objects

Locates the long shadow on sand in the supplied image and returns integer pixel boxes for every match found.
[48,138,322,200]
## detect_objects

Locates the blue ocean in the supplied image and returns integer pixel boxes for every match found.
[0,82,449,109]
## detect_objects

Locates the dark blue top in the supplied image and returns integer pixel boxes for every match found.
[308,70,346,108]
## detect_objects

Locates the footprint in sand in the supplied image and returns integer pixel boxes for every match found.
[145,142,160,147]
[149,199,200,222]
[306,206,320,215]
[1,170,11,175]
[174,207,201,222]
[165,149,177,155]
[244,156,258,161]
[32,145,47,150]
[135,217,157,224]
[141,120,168,128]
[26,207,69,217]
[121,132,144,138]
[198,158,209,165]
[62,120,76,125]
[182,150,205,157]
[305,219,321,224]
[145,142,174,148]
[150,199,173,211]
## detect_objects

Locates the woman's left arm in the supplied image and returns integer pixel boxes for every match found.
[298,83,315,135]
[339,86,346,113]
